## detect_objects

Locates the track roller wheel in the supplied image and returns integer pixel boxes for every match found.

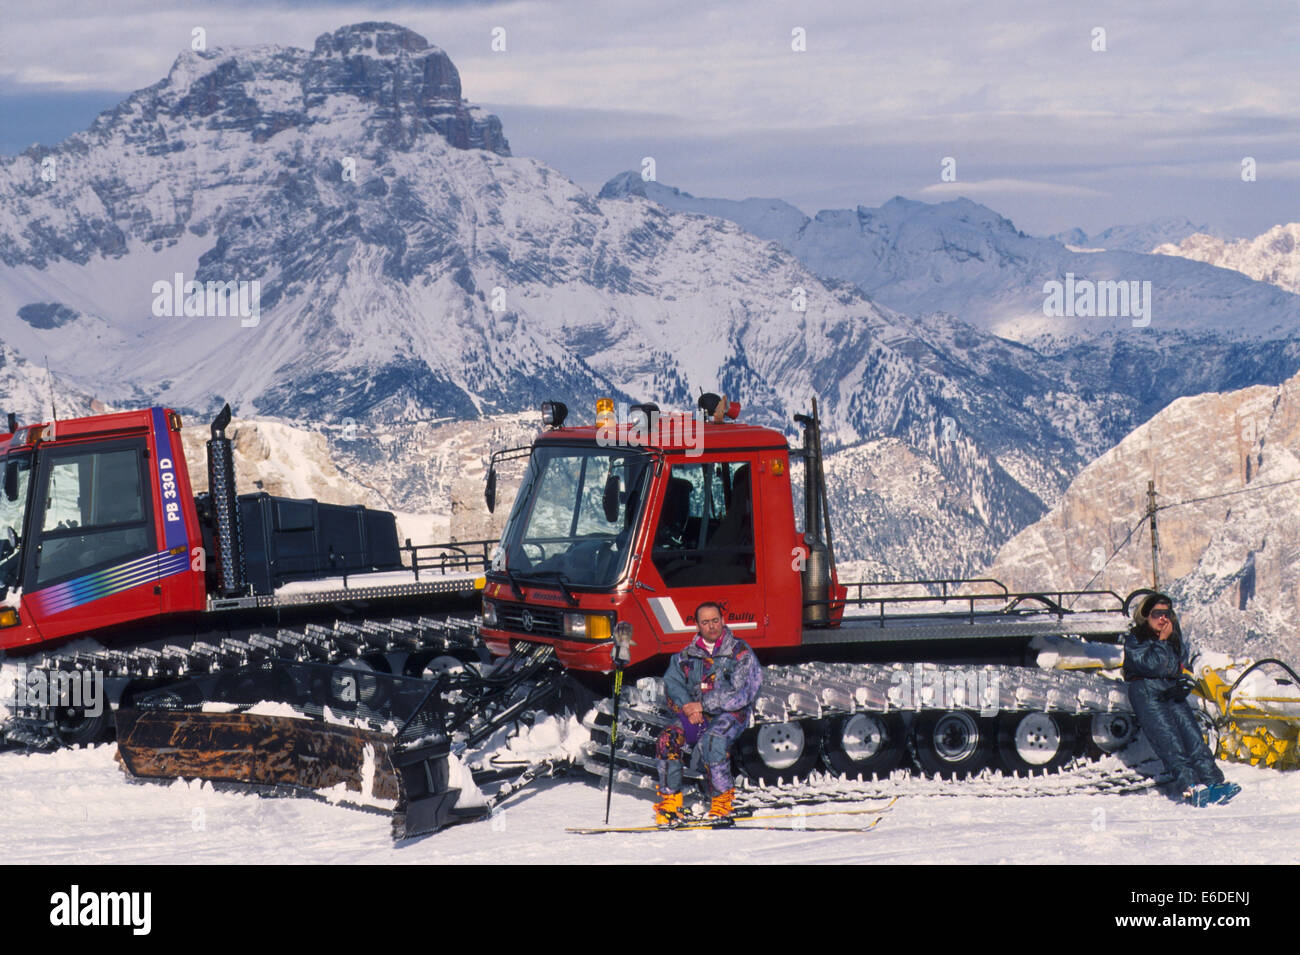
[911,710,995,778]
[822,712,904,777]
[404,645,486,678]
[53,706,114,747]
[737,719,824,785]
[1087,711,1140,756]
[421,655,475,679]
[310,656,392,712]
[995,711,1078,775]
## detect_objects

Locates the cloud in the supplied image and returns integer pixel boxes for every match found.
[0,0,1293,235]
[920,180,1108,198]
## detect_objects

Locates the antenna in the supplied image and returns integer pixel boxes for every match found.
[43,355,58,423]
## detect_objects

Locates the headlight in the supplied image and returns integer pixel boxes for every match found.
[482,600,498,627]
[564,613,612,640]
[541,401,568,429]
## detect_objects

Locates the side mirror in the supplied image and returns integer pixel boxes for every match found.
[3,461,17,503]
[602,473,621,523]
[485,466,497,514]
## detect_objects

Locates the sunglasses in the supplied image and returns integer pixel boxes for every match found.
[1148,609,1173,620]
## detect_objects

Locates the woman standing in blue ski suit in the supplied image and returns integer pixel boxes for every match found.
[655,601,762,822]
[1124,593,1236,805]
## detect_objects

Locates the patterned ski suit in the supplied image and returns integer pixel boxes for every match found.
[1123,626,1224,795]
[657,628,763,795]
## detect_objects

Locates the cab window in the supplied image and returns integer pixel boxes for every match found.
[651,460,754,588]
[31,443,154,589]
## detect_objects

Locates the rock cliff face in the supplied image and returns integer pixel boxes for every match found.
[1154,224,1300,295]
[983,370,1300,659]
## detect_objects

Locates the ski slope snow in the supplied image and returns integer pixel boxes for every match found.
[0,741,1294,865]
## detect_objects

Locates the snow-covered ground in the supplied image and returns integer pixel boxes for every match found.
[1,743,1294,864]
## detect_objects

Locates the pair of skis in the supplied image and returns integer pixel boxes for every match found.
[1186,781,1242,807]
[567,796,897,834]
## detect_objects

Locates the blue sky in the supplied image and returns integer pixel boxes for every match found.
[1,0,1296,237]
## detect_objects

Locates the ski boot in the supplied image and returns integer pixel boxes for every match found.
[1204,782,1242,805]
[708,788,735,826]
[654,790,685,826]
[1183,784,1212,807]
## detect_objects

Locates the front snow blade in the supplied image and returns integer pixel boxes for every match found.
[115,708,402,804]
[113,645,568,839]
[115,707,490,838]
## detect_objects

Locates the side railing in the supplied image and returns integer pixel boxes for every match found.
[817,577,1132,627]
[401,539,496,581]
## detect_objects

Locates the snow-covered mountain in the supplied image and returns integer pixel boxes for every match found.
[982,368,1300,661]
[1048,218,1219,253]
[1153,224,1300,295]
[0,344,114,423]
[600,174,1298,344]
[597,172,810,250]
[0,22,1119,574]
[0,23,997,437]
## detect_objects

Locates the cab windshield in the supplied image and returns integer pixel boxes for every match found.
[498,445,651,589]
[0,452,33,592]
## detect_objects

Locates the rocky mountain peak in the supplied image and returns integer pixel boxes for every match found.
[72,21,508,158]
[312,22,432,57]
[302,22,507,153]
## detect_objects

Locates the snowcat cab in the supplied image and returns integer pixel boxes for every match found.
[479,395,845,675]
[0,408,206,654]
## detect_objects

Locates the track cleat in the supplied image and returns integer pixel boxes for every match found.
[1204,782,1242,806]
[708,788,735,820]
[655,790,684,825]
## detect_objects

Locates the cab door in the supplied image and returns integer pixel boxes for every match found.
[644,457,766,649]
[23,437,163,641]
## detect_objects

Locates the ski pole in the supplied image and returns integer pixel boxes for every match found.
[604,621,635,825]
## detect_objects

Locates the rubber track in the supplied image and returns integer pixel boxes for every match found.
[581,663,1159,808]
[3,613,482,748]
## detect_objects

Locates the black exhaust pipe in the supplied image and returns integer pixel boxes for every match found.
[207,403,248,597]
[795,401,834,626]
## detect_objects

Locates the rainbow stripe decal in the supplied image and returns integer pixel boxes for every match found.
[30,550,191,617]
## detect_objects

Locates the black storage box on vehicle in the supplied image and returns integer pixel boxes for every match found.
[238,492,403,595]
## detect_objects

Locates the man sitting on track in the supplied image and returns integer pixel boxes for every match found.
[654,601,763,824]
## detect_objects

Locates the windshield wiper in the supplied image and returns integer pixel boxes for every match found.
[499,565,525,601]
